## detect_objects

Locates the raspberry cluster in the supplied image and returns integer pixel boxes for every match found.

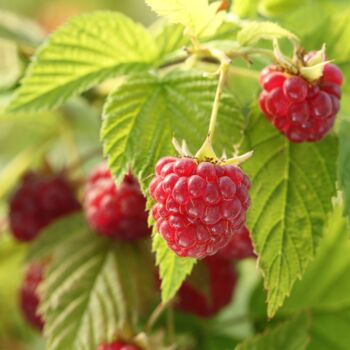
[9,173,80,242]
[217,226,256,261]
[176,255,237,317]
[98,341,140,350]
[84,164,150,240]
[259,61,343,143]
[150,157,250,259]
[20,262,44,331]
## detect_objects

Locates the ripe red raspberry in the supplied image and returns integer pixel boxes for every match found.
[84,164,150,240]
[9,173,81,242]
[217,226,256,260]
[259,59,343,143]
[20,262,45,331]
[149,157,250,259]
[175,255,237,317]
[98,341,140,350]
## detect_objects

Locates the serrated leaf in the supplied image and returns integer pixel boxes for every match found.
[237,21,298,46]
[235,312,310,350]
[152,232,196,303]
[242,106,337,317]
[151,21,189,59]
[250,206,350,349]
[0,9,45,48]
[7,11,158,112]
[282,205,350,313]
[338,120,350,224]
[27,213,84,262]
[144,0,224,38]
[101,70,244,192]
[40,215,154,350]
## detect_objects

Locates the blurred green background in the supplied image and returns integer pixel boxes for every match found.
[0,0,349,349]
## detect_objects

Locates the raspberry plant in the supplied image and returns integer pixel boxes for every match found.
[0,0,350,349]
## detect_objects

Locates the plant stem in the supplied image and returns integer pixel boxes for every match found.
[208,61,230,143]
[195,51,231,161]
[145,301,169,333]
[166,306,175,344]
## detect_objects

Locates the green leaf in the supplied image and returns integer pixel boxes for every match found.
[7,11,158,112]
[101,70,244,192]
[242,106,338,317]
[232,0,259,18]
[144,0,224,38]
[0,9,45,48]
[249,205,350,349]
[152,232,196,303]
[282,204,350,313]
[235,312,310,350]
[258,0,306,17]
[151,21,189,59]
[40,215,154,350]
[0,39,22,91]
[338,120,350,223]
[237,21,298,46]
[27,213,84,262]
[308,307,350,350]
[302,9,350,64]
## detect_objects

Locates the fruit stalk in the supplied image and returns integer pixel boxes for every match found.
[195,50,231,161]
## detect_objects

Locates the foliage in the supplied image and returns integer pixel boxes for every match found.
[0,0,349,349]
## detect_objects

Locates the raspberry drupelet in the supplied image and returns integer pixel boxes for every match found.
[149,157,251,259]
[217,226,256,260]
[259,59,343,143]
[84,164,150,240]
[20,262,45,331]
[9,172,81,242]
[175,255,237,317]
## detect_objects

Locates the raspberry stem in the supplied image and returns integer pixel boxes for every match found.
[195,51,231,162]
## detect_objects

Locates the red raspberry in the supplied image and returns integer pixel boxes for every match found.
[20,262,45,331]
[259,58,343,143]
[175,255,237,317]
[98,341,140,350]
[84,164,150,240]
[9,173,81,242]
[149,157,250,259]
[217,226,256,260]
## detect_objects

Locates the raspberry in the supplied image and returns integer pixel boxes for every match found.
[175,255,237,317]
[84,164,150,240]
[9,173,81,242]
[98,341,140,350]
[217,226,256,260]
[259,58,343,143]
[20,262,45,331]
[149,157,250,259]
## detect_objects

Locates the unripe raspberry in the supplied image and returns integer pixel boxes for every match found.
[20,262,45,331]
[84,164,150,240]
[9,173,81,242]
[98,341,140,350]
[149,157,251,259]
[217,226,256,260]
[175,255,237,317]
[259,55,343,143]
